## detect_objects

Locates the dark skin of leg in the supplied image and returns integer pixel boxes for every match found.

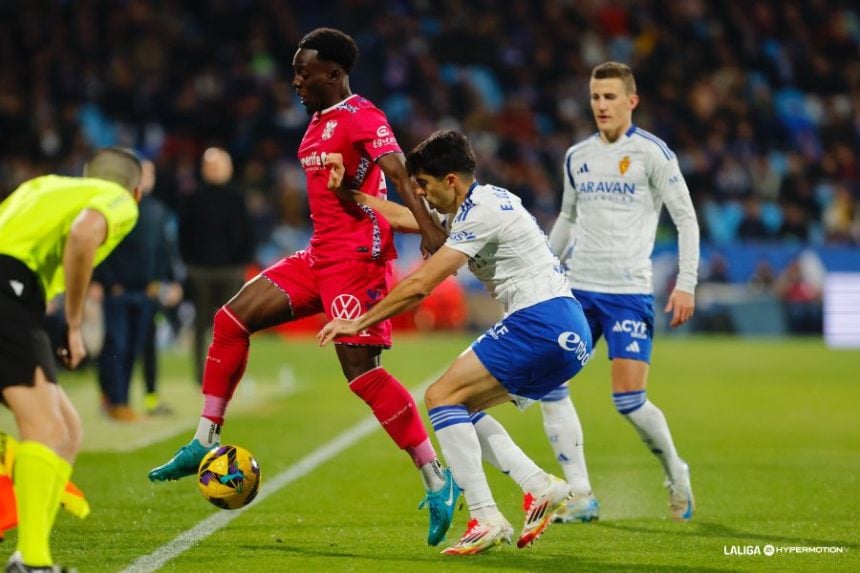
[225,275,381,381]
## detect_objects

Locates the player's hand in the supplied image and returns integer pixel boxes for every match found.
[664,289,695,328]
[317,318,361,346]
[419,223,448,258]
[324,152,345,190]
[60,326,87,369]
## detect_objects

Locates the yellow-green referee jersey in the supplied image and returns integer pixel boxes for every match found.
[0,175,138,300]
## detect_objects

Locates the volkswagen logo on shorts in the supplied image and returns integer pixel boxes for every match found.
[331,294,362,319]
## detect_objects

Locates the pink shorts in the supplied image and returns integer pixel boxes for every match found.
[261,250,393,347]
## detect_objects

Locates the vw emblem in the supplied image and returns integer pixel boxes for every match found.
[331,294,362,319]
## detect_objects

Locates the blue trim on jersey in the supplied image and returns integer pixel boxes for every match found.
[469,411,486,424]
[565,152,576,188]
[428,405,471,430]
[564,138,596,188]
[541,384,570,402]
[453,182,479,223]
[632,127,674,160]
[612,390,646,414]
[465,180,478,198]
[625,124,637,137]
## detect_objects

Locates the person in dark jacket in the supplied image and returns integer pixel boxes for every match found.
[179,147,254,384]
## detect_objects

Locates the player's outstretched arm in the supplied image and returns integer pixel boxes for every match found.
[62,208,108,368]
[325,152,420,233]
[376,153,447,256]
[318,246,468,345]
[355,192,419,233]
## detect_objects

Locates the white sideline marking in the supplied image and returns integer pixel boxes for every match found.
[121,375,438,573]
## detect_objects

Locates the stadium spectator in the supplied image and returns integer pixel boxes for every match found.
[0,1,856,256]
[737,196,772,241]
[775,252,825,334]
[0,147,141,573]
[93,160,181,421]
[179,147,254,385]
[149,28,458,548]
[319,130,592,554]
[546,62,699,523]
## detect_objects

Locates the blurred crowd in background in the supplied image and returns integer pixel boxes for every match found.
[1,0,858,341]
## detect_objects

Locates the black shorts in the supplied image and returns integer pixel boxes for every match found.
[0,255,57,395]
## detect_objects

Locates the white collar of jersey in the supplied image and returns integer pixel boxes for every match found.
[597,123,637,147]
[318,94,360,116]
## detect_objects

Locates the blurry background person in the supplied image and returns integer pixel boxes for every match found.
[93,159,182,421]
[179,147,254,385]
[774,251,825,334]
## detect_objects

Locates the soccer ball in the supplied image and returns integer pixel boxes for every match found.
[197,445,261,510]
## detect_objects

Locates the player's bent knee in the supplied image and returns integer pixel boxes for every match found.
[424,382,455,410]
[20,416,69,454]
[213,306,251,341]
[63,420,83,459]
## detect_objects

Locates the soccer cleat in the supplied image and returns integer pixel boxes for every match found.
[418,468,462,546]
[441,517,514,555]
[5,553,76,573]
[148,439,216,482]
[665,460,695,521]
[517,474,571,548]
[553,492,600,523]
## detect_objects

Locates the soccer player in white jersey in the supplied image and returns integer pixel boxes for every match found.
[544,61,700,523]
[319,130,593,555]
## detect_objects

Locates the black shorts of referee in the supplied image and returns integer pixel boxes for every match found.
[0,254,58,402]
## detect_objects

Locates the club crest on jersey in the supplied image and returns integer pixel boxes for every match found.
[619,155,630,175]
[322,120,338,140]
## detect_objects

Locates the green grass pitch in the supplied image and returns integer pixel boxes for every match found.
[2,334,858,571]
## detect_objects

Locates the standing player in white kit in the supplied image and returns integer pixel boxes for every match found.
[543,61,700,523]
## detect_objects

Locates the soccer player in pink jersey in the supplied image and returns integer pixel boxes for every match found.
[148,28,458,546]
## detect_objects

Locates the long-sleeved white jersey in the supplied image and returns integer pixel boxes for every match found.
[444,182,571,314]
[548,125,700,294]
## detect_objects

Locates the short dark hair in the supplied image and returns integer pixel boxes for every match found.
[592,61,637,94]
[406,130,477,178]
[84,147,143,192]
[298,28,359,73]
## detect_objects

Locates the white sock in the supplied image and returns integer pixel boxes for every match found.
[472,504,505,523]
[194,417,221,447]
[472,413,546,493]
[435,420,495,513]
[540,397,592,495]
[625,400,684,480]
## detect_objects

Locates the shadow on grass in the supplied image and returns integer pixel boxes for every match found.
[594,520,859,550]
[255,543,732,572]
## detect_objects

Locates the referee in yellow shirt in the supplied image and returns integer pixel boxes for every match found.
[0,147,141,573]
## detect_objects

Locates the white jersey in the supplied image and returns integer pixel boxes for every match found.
[444,183,571,314]
[549,125,700,294]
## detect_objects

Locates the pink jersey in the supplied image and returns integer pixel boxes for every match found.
[298,94,401,262]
